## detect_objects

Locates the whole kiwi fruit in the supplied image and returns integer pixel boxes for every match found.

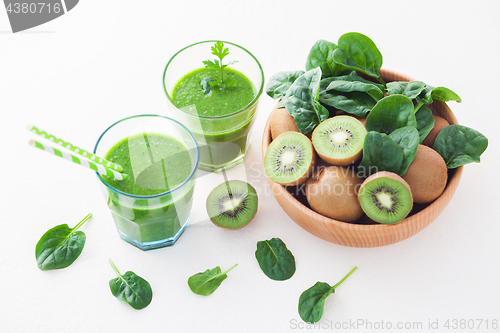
[402,144,448,204]
[270,107,300,140]
[422,115,450,147]
[305,166,364,223]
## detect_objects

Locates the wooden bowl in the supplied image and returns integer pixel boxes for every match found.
[262,68,463,247]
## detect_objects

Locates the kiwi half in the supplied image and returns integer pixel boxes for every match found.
[312,116,367,165]
[264,132,316,186]
[358,171,413,224]
[206,180,258,229]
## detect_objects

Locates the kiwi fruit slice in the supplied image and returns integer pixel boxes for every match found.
[402,144,448,204]
[305,166,364,223]
[358,171,413,224]
[206,180,258,229]
[312,116,367,165]
[264,132,316,186]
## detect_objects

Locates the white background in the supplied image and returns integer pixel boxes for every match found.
[1,1,499,332]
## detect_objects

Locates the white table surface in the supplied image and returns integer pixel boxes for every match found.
[1,1,499,332]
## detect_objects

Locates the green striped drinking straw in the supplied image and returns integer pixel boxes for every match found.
[28,125,123,172]
[28,125,127,180]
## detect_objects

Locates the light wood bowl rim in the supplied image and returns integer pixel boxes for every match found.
[262,68,463,247]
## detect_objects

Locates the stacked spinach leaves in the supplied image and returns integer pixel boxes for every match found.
[266,32,488,178]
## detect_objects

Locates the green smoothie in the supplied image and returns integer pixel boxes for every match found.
[101,133,194,246]
[172,67,257,170]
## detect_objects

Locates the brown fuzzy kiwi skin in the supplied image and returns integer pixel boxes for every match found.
[270,107,300,140]
[422,115,450,147]
[358,171,413,220]
[312,116,366,166]
[267,132,317,186]
[402,145,448,204]
[305,166,364,223]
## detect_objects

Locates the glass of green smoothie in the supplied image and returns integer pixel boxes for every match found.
[94,115,199,251]
[163,40,264,173]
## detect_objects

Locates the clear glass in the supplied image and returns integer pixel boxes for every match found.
[163,40,264,173]
[94,115,199,251]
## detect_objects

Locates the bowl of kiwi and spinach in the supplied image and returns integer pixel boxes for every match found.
[262,32,488,247]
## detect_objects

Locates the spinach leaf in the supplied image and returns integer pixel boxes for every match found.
[188,264,237,296]
[433,125,488,168]
[285,67,329,134]
[324,74,384,101]
[319,90,376,117]
[365,95,416,134]
[358,132,404,178]
[298,266,357,324]
[414,85,461,112]
[108,259,153,310]
[415,85,434,106]
[333,32,383,80]
[265,70,305,100]
[305,40,348,78]
[431,86,462,103]
[35,213,91,270]
[255,238,296,281]
[386,81,427,99]
[388,126,420,176]
[415,106,435,143]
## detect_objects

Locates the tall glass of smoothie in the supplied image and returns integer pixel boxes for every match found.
[94,115,199,251]
[163,40,264,173]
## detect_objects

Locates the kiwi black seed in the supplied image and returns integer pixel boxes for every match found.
[264,131,316,186]
[206,180,258,229]
[358,171,413,224]
[312,116,367,166]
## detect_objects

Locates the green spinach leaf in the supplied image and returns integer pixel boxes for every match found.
[319,90,376,117]
[431,86,462,103]
[358,132,404,178]
[305,40,348,78]
[298,266,357,324]
[188,264,237,296]
[386,81,426,99]
[285,67,329,134]
[414,85,461,112]
[415,85,434,106]
[324,73,384,101]
[388,126,420,176]
[35,213,92,270]
[433,125,488,168]
[108,259,153,310]
[415,106,435,143]
[255,238,296,281]
[265,70,305,100]
[333,32,383,80]
[365,95,416,134]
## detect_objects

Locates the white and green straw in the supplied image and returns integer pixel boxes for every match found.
[28,125,123,172]
[29,140,127,180]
